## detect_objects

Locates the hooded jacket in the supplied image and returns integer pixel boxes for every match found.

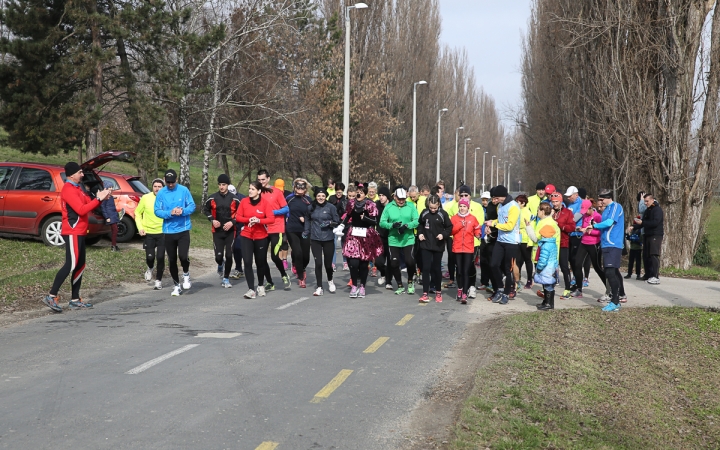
[445,199,485,246]
[534,236,559,285]
[551,205,575,248]
[154,184,195,234]
[634,201,664,237]
[285,193,312,234]
[135,192,163,234]
[379,200,420,247]
[418,207,452,252]
[309,200,340,242]
[451,213,481,253]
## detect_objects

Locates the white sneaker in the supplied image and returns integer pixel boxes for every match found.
[182,273,191,290]
[468,286,477,299]
[221,279,232,288]
[144,267,153,282]
[244,289,256,299]
[377,276,386,286]
[154,280,162,290]
[313,287,324,296]
[328,280,336,293]
[647,277,660,285]
[385,284,393,290]
[256,286,266,297]
[171,285,182,296]
[597,294,610,302]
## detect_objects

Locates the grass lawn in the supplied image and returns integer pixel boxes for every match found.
[452,307,720,449]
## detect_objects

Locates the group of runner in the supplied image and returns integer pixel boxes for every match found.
[43,163,661,313]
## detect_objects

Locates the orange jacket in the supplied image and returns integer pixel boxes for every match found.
[451,214,481,253]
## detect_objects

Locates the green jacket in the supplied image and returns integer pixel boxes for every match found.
[135,192,164,234]
[380,201,420,247]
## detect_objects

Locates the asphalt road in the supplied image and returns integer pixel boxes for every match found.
[0,261,474,449]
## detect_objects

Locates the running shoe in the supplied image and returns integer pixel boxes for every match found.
[485,285,494,293]
[490,291,503,303]
[182,273,192,290]
[457,289,463,301]
[635,275,642,280]
[332,263,336,272]
[419,293,430,303]
[570,290,583,298]
[291,265,297,277]
[429,287,436,294]
[154,280,163,290]
[444,281,457,288]
[144,267,153,282]
[602,302,620,312]
[283,259,289,270]
[394,286,406,295]
[508,290,516,299]
[217,264,224,277]
[385,284,394,290]
[468,286,477,299]
[515,282,522,293]
[69,299,93,309]
[299,278,306,288]
[435,292,443,303]
[377,276,386,286]
[624,273,632,279]
[647,277,661,285]
[498,294,509,305]
[597,294,610,303]
[461,294,468,305]
[313,287,324,296]
[442,271,450,279]
[221,278,232,288]
[264,283,275,292]
[619,295,628,303]
[524,280,533,290]
[347,279,353,288]
[358,285,366,298]
[407,284,415,295]
[371,267,377,277]
[570,278,576,287]
[560,289,572,299]
[328,280,336,293]
[42,295,63,313]
[349,286,359,298]
[229,270,244,279]
[477,284,488,291]
[583,278,589,287]
[244,289,256,299]
[257,286,266,297]
[171,284,182,296]
[343,262,348,271]
[283,275,292,290]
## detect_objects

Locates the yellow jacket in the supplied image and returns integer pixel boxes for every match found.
[135,192,164,234]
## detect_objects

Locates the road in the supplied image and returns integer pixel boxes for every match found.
[0,262,474,450]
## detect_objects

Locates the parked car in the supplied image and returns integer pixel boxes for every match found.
[0,151,135,246]
[97,170,149,242]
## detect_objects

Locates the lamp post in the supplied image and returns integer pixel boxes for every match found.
[411,80,428,186]
[482,151,488,193]
[453,126,464,191]
[436,108,448,182]
[341,2,368,187]
[473,147,480,196]
[503,161,508,187]
[491,155,495,187]
[463,137,471,184]
[496,159,501,187]
[507,163,512,190]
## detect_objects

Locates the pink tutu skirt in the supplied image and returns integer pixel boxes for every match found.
[342,226,384,261]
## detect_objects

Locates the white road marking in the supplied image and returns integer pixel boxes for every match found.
[126,344,199,375]
[276,297,309,310]
[196,332,242,339]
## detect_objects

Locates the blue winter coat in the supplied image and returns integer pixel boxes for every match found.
[534,237,559,285]
[100,197,120,224]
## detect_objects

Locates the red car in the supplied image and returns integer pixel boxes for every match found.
[97,170,149,242]
[0,151,135,246]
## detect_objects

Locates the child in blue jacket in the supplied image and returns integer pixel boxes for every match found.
[534,224,559,310]
[100,180,124,251]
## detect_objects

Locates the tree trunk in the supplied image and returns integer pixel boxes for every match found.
[221,153,230,179]
[201,59,222,207]
[85,9,103,159]
[178,93,191,187]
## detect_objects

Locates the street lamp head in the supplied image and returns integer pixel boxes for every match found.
[441,108,448,112]
[353,2,368,8]
[457,126,464,130]
[484,151,489,154]
[417,80,428,85]
[465,138,471,142]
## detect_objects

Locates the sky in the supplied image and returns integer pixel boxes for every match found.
[438,0,533,127]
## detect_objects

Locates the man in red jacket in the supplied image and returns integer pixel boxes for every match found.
[549,191,576,298]
[42,162,111,312]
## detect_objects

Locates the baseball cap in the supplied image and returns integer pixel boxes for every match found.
[458,185,472,195]
[481,191,491,199]
[164,169,177,184]
[544,184,556,195]
[564,186,579,196]
[598,189,613,199]
[580,199,592,214]
[394,188,408,199]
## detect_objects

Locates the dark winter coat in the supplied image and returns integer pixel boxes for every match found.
[285,193,312,234]
[309,200,340,242]
[100,196,120,224]
[634,201,664,237]
[418,208,452,253]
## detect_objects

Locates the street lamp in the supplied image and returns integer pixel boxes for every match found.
[496,159,501,187]
[411,80,428,186]
[503,161,508,187]
[507,163,512,190]
[491,155,495,187]
[341,2,368,187]
[463,138,471,184]
[473,148,480,196]
[436,108,448,182]
[453,126,464,191]
[482,151,488,193]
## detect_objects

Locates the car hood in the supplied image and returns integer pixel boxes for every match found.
[81,151,135,170]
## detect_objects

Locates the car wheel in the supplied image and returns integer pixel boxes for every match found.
[116,216,136,243]
[41,216,65,247]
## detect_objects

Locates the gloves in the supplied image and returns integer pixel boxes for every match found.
[320,220,331,228]
[302,231,309,239]
[398,224,408,234]
[333,224,345,236]
[392,221,403,229]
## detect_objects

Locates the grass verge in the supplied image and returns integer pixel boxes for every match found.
[452,308,720,449]
[0,236,146,312]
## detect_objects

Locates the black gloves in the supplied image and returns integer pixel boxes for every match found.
[392,221,402,229]
[398,224,408,234]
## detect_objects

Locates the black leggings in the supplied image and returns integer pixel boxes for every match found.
[559,247,571,290]
[311,240,335,288]
[456,252,474,295]
[144,233,165,281]
[479,241,494,286]
[348,258,370,286]
[287,231,311,279]
[213,232,234,278]
[515,242,533,281]
[390,245,416,285]
[50,234,86,299]
[490,242,517,294]
[374,238,390,279]
[573,243,606,292]
[422,250,443,293]
[605,266,623,305]
[261,233,287,285]
[165,230,190,284]
[241,236,269,291]
[628,249,642,275]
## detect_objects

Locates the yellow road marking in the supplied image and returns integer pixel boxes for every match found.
[418,302,427,306]
[255,442,279,450]
[363,337,389,354]
[396,314,414,326]
[310,369,353,403]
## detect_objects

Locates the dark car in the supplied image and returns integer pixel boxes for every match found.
[0,151,135,246]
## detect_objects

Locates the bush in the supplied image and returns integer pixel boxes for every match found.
[693,233,713,266]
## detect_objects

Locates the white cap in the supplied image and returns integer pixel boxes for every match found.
[228,185,237,195]
[481,191,491,199]
[394,188,408,199]
[564,186,578,196]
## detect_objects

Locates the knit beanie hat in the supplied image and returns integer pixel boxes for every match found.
[64,161,82,176]
[378,186,391,198]
[536,181,546,190]
[217,174,231,185]
[458,198,470,207]
[494,185,509,197]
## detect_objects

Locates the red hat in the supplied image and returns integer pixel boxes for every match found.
[544,184,556,195]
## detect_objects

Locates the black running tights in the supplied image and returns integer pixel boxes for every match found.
[311,240,335,288]
[348,258,369,286]
[241,236,268,291]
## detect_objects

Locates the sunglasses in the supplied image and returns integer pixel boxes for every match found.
[460,194,470,197]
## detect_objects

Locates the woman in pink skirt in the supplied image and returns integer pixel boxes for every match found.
[333,183,384,298]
